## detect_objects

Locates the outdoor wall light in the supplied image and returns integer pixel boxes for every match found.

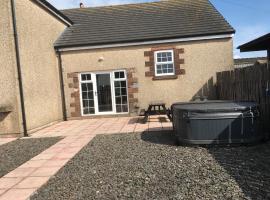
[98,57,104,62]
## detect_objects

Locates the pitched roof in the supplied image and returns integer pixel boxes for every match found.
[32,0,73,26]
[238,33,270,52]
[55,0,235,48]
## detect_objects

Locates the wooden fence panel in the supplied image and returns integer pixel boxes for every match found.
[217,64,270,133]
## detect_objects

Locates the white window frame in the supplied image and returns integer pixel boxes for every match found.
[79,73,95,116]
[112,70,129,114]
[113,70,127,81]
[154,50,175,76]
[80,73,92,83]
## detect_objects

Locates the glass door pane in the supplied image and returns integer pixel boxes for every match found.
[96,73,113,112]
[113,71,128,113]
[114,80,128,113]
[81,82,95,115]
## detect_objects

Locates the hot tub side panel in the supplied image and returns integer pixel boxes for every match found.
[173,108,262,145]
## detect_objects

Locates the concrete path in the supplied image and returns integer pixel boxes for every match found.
[0,116,172,200]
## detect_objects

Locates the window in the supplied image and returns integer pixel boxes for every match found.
[113,71,128,113]
[114,71,125,79]
[154,50,175,76]
[81,74,91,81]
[80,73,95,115]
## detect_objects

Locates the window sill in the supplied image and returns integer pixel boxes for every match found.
[152,75,178,81]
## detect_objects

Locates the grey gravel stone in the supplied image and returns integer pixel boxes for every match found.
[31,131,270,200]
[0,137,61,177]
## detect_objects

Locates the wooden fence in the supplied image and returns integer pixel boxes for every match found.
[217,63,270,133]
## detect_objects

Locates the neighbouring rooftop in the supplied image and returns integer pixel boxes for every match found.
[238,33,270,52]
[234,57,267,68]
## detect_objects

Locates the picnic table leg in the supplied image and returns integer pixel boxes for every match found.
[143,112,149,123]
[167,111,173,122]
[162,105,172,121]
[158,106,164,115]
[163,105,166,114]
[143,105,152,123]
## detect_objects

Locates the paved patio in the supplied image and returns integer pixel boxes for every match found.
[32,116,172,138]
[0,116,172,200]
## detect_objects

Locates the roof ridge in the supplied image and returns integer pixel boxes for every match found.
[60,0,172,12]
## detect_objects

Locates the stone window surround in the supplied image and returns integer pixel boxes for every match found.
[144,46,185,80]
[67,68,138,118]
[154,49,175,76]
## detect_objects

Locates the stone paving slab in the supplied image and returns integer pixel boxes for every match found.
[0,190,6,196]
[0,188,36,200]
[32,116,172,138]
[4,168,36,178]
[0,177,23,189]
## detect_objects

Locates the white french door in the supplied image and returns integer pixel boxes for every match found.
[79,70,129,116]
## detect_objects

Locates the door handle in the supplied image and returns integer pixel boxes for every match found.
[94,91,97,96]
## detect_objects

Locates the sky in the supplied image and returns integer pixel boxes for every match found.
[48,0,270,58]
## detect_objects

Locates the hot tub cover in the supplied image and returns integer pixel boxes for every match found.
[172,101,258,113]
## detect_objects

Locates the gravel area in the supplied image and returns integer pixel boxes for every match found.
[31,131,270,200]
[0,137,61,177]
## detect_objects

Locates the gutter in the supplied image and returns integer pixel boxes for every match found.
[56,50,67,121]
[56,33,234,52]
[10,0,28,137]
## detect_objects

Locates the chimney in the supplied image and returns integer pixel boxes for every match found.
[80,2,85,8]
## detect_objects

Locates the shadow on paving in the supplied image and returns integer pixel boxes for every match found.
[141,130,177,146]
[0,137,61,178]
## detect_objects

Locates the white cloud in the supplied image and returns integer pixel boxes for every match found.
[233,55,241,59]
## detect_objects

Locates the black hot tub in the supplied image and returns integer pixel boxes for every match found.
[172,101,263,145]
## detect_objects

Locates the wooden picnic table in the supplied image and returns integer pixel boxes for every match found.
[141,101,172,123]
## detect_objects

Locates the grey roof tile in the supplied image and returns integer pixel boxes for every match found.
[55,0,235,48]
